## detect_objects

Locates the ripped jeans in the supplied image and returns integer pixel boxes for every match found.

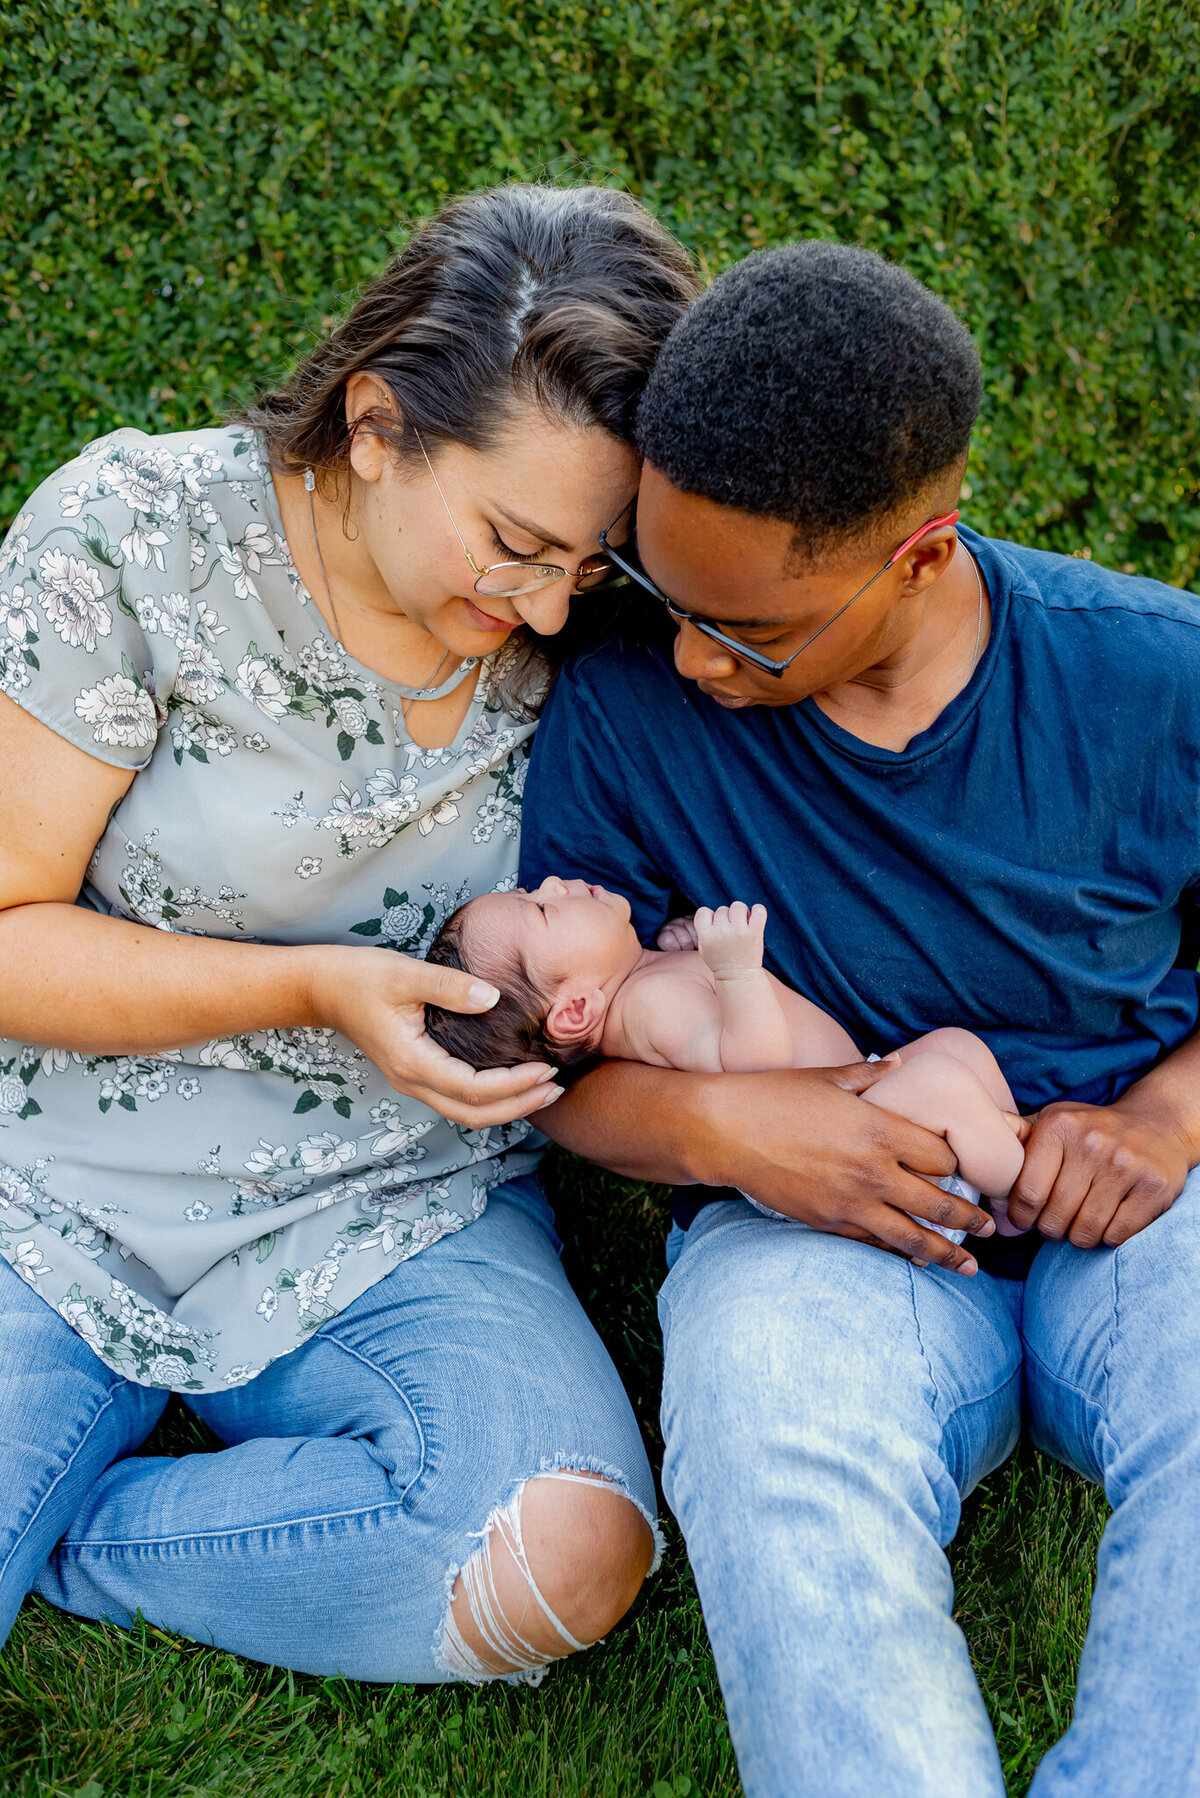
[0,1176,659,1682]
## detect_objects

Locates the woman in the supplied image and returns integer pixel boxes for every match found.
[0,183,698,1683]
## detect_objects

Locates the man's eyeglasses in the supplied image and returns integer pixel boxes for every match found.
[597,505,961,677]
[416,429,629,601]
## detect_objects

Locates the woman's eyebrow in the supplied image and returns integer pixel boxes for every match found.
[492,504,570,553]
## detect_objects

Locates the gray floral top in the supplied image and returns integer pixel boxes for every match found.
[0,426,541,1392]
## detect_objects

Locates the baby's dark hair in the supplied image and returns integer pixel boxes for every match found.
[423,903,596,1074]
[635,240,982,562]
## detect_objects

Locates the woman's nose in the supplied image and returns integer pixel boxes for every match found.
[513,579,573,637]
[673,620,740,684]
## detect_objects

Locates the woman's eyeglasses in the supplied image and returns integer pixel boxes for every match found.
[416,430,629,601]
[597,505,961,677]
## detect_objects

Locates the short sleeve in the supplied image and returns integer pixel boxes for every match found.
[519,653,674,941]
[0,431,188,769]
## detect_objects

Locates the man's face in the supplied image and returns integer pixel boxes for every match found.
[633,463,948,708]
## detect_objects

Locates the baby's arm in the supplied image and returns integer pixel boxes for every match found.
[694,903,794,1073]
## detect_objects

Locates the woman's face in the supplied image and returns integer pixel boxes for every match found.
[346,380,640,655]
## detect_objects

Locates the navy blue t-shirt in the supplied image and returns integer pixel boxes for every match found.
[519,529,1200,1111]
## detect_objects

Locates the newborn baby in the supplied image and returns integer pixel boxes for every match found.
[424,876,1027,1234]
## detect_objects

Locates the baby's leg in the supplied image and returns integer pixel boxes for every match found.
[862,1052,1025,1204]
[890,1029,1026,1233]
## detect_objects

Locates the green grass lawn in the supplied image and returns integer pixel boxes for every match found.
[0,1154,1106,1798]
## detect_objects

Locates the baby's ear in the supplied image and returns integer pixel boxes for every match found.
[545,985,607,1049]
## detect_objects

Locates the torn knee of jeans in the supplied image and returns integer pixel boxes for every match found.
[436,1468,649,1687]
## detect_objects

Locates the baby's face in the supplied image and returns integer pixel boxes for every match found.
[464,876,640,993]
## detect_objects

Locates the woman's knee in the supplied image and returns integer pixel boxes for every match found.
[439,1470,655,1682]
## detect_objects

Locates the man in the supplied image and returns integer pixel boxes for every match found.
[522,241,1200,1797]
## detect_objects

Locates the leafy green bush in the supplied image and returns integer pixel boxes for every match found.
[2,0,1198,584]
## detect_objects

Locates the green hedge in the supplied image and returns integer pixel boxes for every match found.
[3,0,1199,585]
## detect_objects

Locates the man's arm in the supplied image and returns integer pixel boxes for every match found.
[539,1058,996,1275]
[1007,1027,1200,1246]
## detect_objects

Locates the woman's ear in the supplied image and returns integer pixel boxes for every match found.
[544,985,607,1049]
[345,373,397,483]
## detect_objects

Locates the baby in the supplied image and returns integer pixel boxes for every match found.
[424,876,1028,1235]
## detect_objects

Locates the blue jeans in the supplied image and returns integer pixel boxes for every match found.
[660,1169,1200,1798]
[0,1176,657,1680]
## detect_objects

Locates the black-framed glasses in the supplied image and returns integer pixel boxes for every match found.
[597,504,961,677]
[416,429,630,601]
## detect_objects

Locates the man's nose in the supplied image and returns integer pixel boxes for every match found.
[673,619,740,684]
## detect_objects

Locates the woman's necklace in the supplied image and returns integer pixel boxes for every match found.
[304,468,473,723]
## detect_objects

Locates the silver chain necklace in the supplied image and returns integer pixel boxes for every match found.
[303,469,471,721]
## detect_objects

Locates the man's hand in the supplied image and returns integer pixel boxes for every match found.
[700,1060,996,1274]
[1007,1098,1191,1247]
[695,901,768,979]
[656,914,699,953]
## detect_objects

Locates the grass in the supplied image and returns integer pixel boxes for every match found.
[0,1153,1107,1798]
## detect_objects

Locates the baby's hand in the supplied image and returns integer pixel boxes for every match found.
[695,902,768,978]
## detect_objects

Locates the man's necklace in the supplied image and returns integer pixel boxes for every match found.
[967,548,984,675]
[304,469,472,722]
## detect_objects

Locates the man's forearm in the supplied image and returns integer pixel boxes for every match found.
[537,1057,722,1185]
[1113,1027,1200,1164]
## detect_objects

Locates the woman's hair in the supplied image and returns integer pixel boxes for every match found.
[423,904,597,1074]
[241,182,698,709]
[245,182,698,470]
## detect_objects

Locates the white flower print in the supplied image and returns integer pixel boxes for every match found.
[295,856,322,879]
[38,548,112,651]
[237,522,284,573]
[119,524,171,570]
[235,652,287,717]
[0,1076,27,1113]
[58,481,91,517]
[147,1353,193,1386]
[175,1076,202,1100]
[0,510,32,576]
[193,598,227,642]
[297,638,349,686]
[243,1140,291,1177]
[199,1039,252,1070]
[13,1240,48,1284]
[293,1249,344,1312]
[295,1132,357,1175]
[105,445,183,516]
[175,639,225,705]
[0,585,36,640]
[157,590,192,644]
[409,1211,465,1252]
[178,442,223,499]
[256,1285,278,1321]
[333,695,370,739]
[76,673,158,749]
[184,1199,212,1222]
[418,794,462,836]
[189,530,207,570]
[367,1102,436,1160]
[58,1293,102,1344]
[242,730,268,752]
[224,1363,264,1384]
[381,900,422,942]
[0,639,31,696]
[217,542,257,601]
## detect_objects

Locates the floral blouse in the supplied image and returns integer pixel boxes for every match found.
[0,426,541,1392]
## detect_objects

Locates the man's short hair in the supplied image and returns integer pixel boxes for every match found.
[635,241,982,560]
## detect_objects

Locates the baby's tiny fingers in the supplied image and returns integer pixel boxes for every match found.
[750,903,768,930]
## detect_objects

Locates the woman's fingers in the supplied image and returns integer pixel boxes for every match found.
[409,958,503,1015]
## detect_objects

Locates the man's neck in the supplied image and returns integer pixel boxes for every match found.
[813,548,989,751]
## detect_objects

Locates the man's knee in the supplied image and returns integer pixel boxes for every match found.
[439,1471,655,1682]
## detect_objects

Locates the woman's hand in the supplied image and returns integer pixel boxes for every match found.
[307,944,562,1128]
[1007,1099,1191,1247]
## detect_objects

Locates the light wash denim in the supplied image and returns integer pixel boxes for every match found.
[0,1176,657,1681]
[660,1168,1200,1798]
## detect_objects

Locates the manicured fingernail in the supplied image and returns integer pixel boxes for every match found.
[470,982,500,1008]
[539,1085,565,1108]
[540,1066,559,1080]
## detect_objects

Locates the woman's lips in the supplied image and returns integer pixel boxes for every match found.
[463,597,513,632]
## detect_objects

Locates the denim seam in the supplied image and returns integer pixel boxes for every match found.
[311,1332,428,1493]
[0,1384,122,1587]
[55,1498,413,1554]
[907,1263,944,1419]
[1100,1246,1122,1467]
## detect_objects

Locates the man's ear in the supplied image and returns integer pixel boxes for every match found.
[345,373,396,483]
[544,985,607,1049]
